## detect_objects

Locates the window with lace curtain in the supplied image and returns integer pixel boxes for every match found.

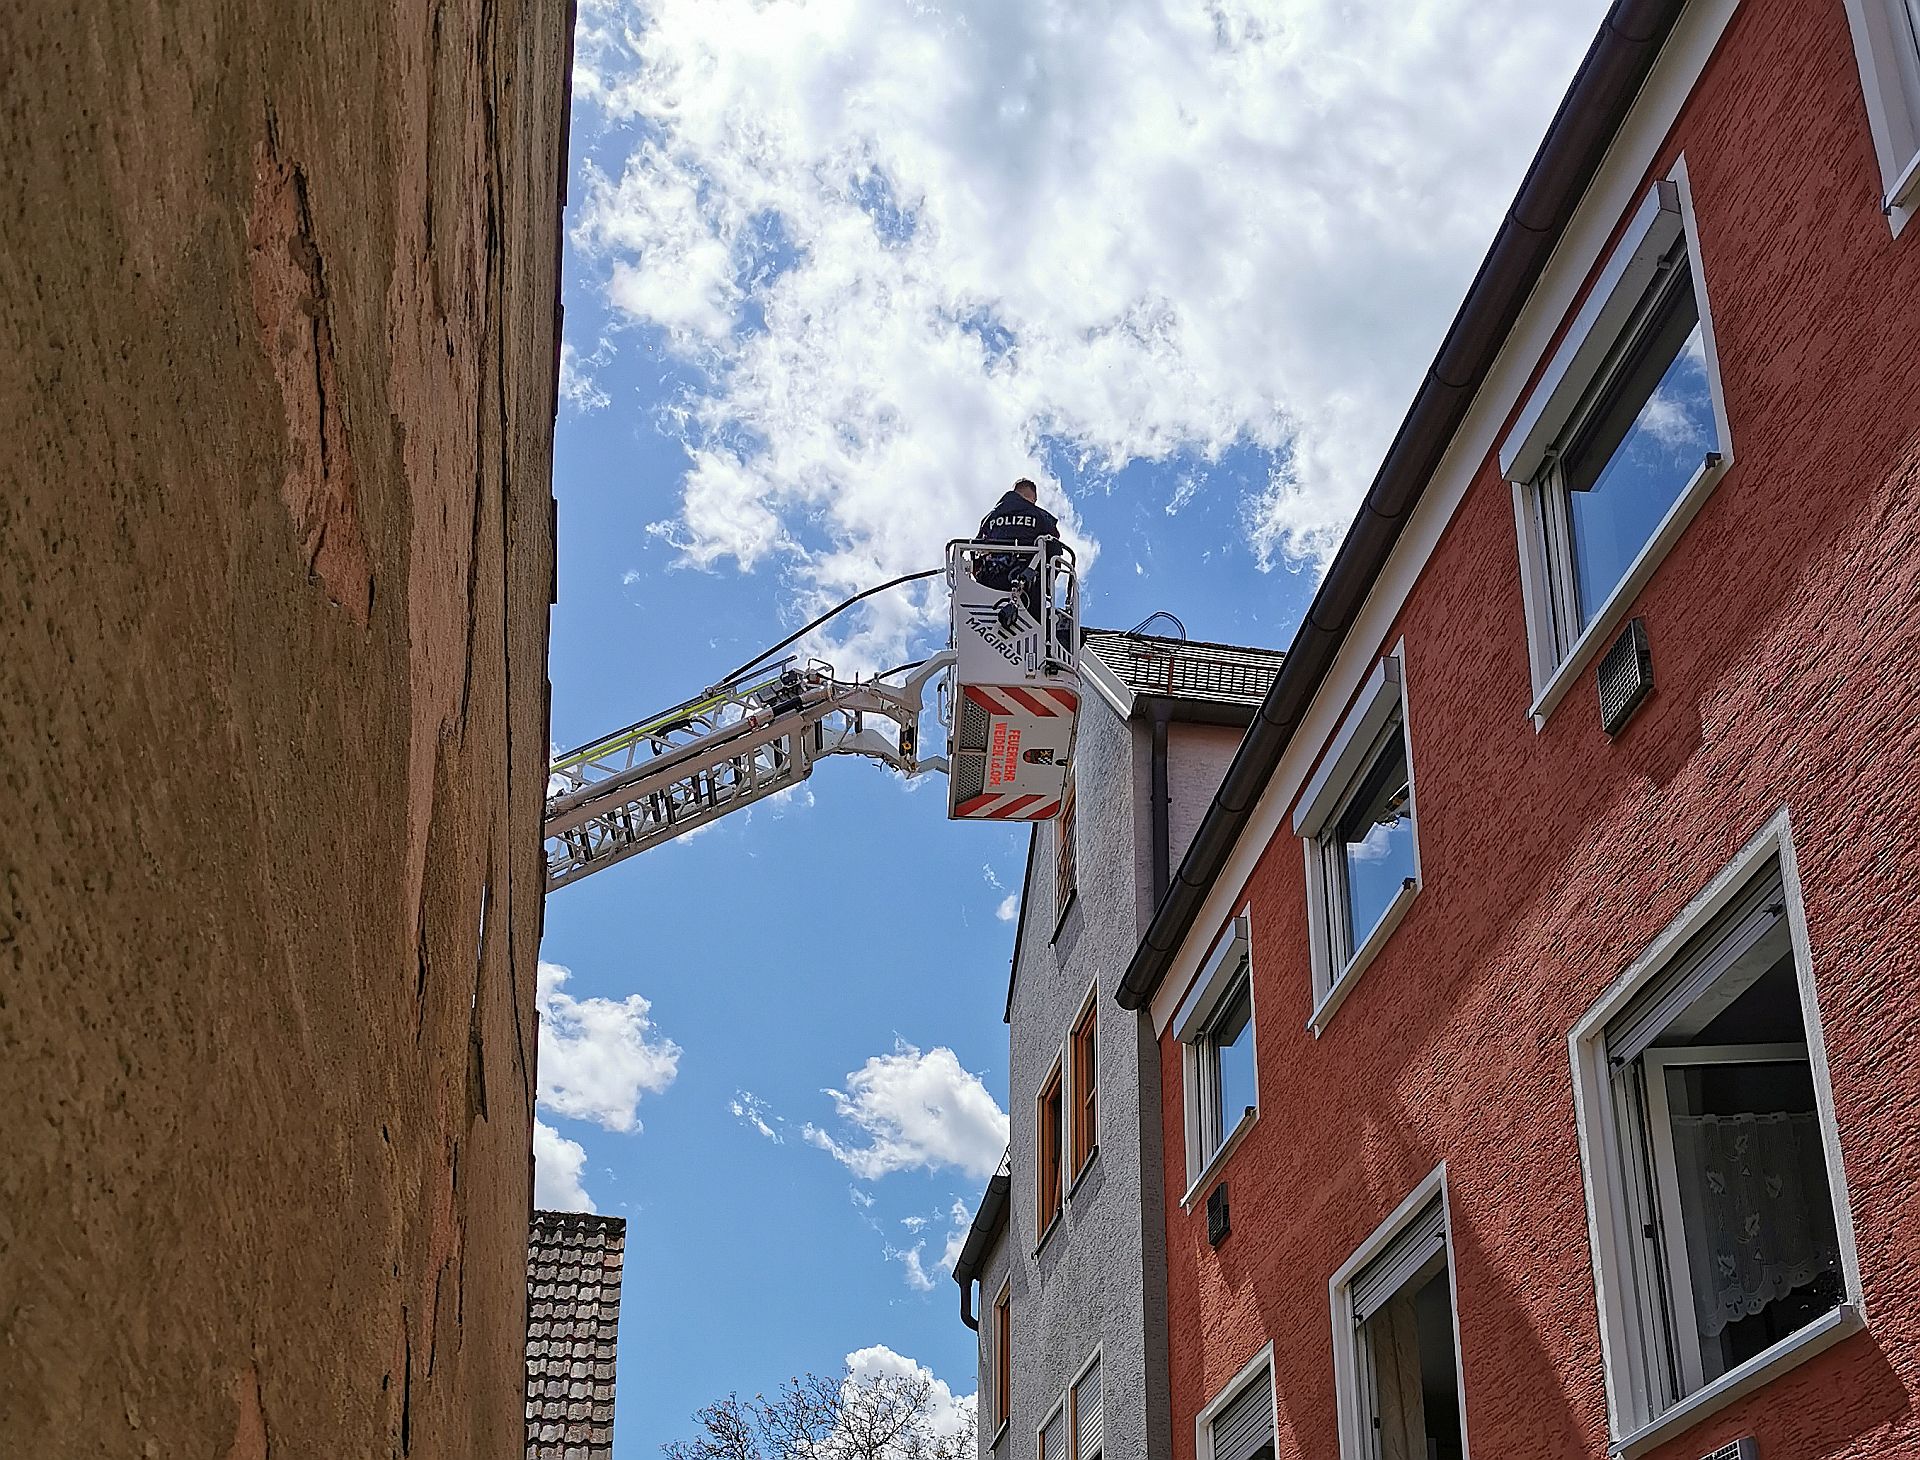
[1570,823,1862,1449]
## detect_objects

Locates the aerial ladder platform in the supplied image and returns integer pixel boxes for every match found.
[544,539,1080,890]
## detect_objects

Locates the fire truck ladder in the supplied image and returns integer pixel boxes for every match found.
[543,654,952,890]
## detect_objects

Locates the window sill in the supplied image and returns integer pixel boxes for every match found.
[1180,1107,1258,1212]
[1308,879,1418,1037]
[990,1420,1009,1453]
[1034,1210,1064,1257]
[1068,1147,1099,1201]
[1885,146,1920,230]
[1610,1302,1864,1458]
[1528,451,1728,731]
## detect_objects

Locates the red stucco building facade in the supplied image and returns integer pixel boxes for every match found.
[1123,2,1920,1458]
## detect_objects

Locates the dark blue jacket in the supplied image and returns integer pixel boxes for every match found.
[974,490,1062,589]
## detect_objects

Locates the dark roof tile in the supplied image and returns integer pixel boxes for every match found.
[527,1210,628,1460]
[1081,629,1283,708]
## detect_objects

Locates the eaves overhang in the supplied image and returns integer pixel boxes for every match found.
[1116,0,1690,1012]
[951,1152,1011,1328]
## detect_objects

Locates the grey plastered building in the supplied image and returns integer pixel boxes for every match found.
[953,627,1282,1460]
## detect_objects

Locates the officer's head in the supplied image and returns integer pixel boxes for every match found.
[1013,478,1038,502]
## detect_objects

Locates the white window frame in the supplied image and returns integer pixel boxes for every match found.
[1501,160,1733,730]
[1567,808,1865,1458]
[1842,0,1920,235]
[1194,1342,1276,1460]
[1327,1165,1472,1460]
[1174,912,1259,1203]
[1068,1346,1103,1460]
[1293,644,1421,1034]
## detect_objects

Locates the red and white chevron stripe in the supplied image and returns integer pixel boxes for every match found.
[953,791,1063,821]
[962,685,1080,718]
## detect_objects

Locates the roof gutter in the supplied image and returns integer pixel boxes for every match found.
[1117,0,1688,1011]
[951,1158,1011,1329]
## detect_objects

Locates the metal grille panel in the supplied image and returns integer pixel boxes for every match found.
[1597,617,1653,734]
[959,695,992,752]
[952,751,986,803]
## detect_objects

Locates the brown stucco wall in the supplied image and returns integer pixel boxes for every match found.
[0,2,569,1456]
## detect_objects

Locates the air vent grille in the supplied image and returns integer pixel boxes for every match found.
[1597,617,1654,735]
[958,696,991,753]
[952,751,985,803]
[1699,1438,1757,1460]
[1206,1183,1230,1247]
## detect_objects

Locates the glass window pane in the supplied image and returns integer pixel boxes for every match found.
[1332,727,1415,955]
[1562,274,1716,627]
[1210,979,1255,1138]
[1649,946,1844,1395]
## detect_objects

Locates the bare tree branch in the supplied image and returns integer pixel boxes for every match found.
[664,1366,975,1460]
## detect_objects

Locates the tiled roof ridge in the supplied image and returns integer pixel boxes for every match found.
[531,1208,627,1233]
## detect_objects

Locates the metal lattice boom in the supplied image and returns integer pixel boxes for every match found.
[544,656,951,890]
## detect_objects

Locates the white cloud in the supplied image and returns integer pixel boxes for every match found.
[571,0,1606,657]
[845,1345,975,1441]
[994,894,1019,923]
[558,338,615,411]
[803,1041,1008,1181]
[537,960,683,1132]
[534,1119,597,1212]
[887,1197,972,1293]
[889,1243,940,1292]
[744,783,816,824]
[730,1089,784,1142]
[981,864,1004,891]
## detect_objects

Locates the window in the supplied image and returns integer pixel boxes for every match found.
[1070,990,1097,1177]
[1331,1177,1467,1460]
[1174,915,1258,1193]
[1198,1350,1275,1460]
[1502,173,1730,721]
[1570,820,1861,1450]
[989,1284,1011,1440]
[1055,772,1078,923]
[1842,0,1920,232]
[1199,979,1255,1156]
[1532,237,1714,652]
[1037,1060,1064,1239]
[1294,653,1419,1024]
[1070,1353,1103,1460]
[1038,1401,1065,1460]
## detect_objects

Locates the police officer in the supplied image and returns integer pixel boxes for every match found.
[974,477,1060,591]
[974,477,1066,637]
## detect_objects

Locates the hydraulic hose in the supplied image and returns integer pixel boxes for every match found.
[717,567,942,686]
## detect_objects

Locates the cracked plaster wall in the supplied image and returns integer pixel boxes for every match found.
[0,1,571,1455]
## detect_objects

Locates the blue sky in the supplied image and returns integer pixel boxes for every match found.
[540,1,1608,1450]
